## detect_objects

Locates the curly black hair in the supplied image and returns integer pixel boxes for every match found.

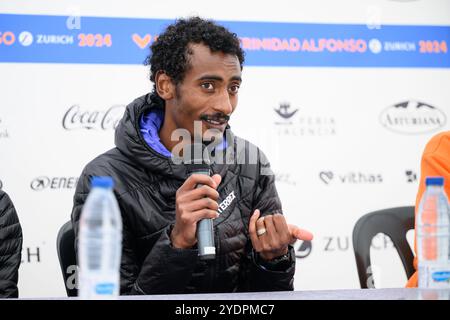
[145,16,245,94]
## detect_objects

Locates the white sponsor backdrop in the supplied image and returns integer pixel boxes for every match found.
[0,0,449,297]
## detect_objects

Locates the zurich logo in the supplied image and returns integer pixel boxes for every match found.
[295,240,312,259]
[18,31,34,46]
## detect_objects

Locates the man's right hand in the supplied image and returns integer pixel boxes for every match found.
[170,174,222,249]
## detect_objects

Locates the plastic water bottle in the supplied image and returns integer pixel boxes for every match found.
[417,176,450,288]
[78,176,122,299]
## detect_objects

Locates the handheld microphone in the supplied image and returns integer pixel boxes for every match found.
[184,143,216,260]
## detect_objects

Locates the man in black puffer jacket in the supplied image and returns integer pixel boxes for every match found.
[71,17,312,295]
[0,190,23,298]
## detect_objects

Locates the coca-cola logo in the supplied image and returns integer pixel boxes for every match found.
[62,105,125,130]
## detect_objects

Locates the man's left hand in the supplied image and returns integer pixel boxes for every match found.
[249,209,314,261]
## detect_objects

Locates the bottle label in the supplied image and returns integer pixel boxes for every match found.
[95,283,116,295]
[431,271,450,282]
[419,263,450,288]
[79,273,120,299]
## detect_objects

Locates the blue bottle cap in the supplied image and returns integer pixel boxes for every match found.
[425,176,444,186]
[91,176,114,189]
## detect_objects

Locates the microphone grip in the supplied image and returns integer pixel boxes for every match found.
[197,218,215,260]
[190,168,216,260]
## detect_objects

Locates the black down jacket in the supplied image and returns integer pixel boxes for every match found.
[0,190,23,298]
[71,93,295,295]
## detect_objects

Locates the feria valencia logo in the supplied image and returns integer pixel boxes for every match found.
[63,105,125,130]
[379,100,446,134]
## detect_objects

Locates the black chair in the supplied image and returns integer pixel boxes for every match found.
[352,206,415,289]
[56,221,78,297]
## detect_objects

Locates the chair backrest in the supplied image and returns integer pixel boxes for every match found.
[56,221,78,297]
[352,206,415,289]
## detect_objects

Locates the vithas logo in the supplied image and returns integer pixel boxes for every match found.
[319,171,333,184]
[319,171,383,184]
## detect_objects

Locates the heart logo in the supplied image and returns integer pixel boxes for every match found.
[132,34,151,49]
[319,171,334,184]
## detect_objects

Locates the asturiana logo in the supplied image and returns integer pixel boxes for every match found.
[379,100,446,135]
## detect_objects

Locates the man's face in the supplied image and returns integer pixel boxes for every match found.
[167,43,242,142]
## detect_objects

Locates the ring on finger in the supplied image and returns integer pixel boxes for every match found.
[256,228,267,236]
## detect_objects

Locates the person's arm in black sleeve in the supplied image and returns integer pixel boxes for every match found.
[71,173,200,295]
[0,190,23,298]
[241,149,295,292]
[130,172,222,294]
[127,224,199,295]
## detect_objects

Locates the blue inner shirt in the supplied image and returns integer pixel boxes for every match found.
[139,109,227,157]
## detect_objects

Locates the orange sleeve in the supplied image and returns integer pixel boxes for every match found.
[406,131,450,288]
